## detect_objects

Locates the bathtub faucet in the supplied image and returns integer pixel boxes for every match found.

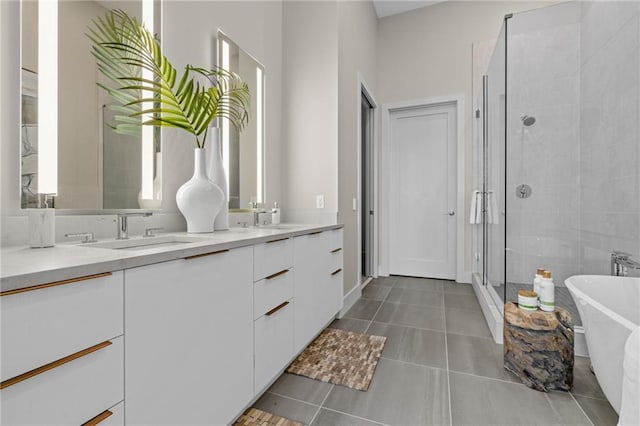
[611,251,640,276]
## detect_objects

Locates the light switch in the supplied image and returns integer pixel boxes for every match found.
[352,198,357,211]
[316,195,325,209]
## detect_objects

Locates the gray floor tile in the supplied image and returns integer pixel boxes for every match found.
[323,358,449,426]
[572,356,607,399]
[394,276,445,292]
[445,306,492,338]
[311,409,384,426]
[397,327,447,369]
[443,282,475,295]
[362,284,391,301]
[450,371,575,425]
[267,373,333,405]
[545,392,592,425]
[447,333,518,382]
[574,395,619,426]
[373,302,444,331]
[344,299,382,321]
[370,276,397,287]
[386,287,444,308]
[329,317,370,333]
[253,393,318,425]
[444,293,482,311]
[365,322,407,360]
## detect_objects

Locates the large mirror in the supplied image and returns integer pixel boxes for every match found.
[217,32,265,209]
[20,0,161,210]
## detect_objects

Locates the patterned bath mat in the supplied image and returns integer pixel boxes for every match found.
[234,408,302,426]
[286,328,387,391]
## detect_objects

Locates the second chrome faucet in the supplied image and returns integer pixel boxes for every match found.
[117,212,152,240]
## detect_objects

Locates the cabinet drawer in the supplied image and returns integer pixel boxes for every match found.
[1,271,124,381]
[83,401,124,426]
[254,268,293,320]
[329,228,343,251]
[254,300,294,394]
[254,237,293,281]
[330,248,344,272]
[1,336,124,426]
[329,268,344,314]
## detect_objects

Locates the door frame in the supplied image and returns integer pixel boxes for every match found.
[357,73,379,287]
[380,94,466,283]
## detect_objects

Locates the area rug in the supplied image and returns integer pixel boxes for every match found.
[234,408,302,426]
[286,328,387,391]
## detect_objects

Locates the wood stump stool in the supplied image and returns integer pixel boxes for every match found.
[503,302,574,392]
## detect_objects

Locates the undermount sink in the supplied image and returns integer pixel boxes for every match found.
[84,236,207,251]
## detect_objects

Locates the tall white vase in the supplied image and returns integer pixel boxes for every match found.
[206,127,229,230]
[176,148,223,233]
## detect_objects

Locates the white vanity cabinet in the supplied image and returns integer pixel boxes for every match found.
[0,272,124,425]
[124,246,254,426]
[293,229,344,352]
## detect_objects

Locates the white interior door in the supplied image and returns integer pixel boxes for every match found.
[389,102,457,279]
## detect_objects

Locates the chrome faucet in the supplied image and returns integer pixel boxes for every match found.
[253,208,267,226]
[116,212,152,240]
[611,251,640,276]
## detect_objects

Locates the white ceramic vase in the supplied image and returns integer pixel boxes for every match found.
[138,152,162,209]
[206,127,229,230]
[176,148,224,233]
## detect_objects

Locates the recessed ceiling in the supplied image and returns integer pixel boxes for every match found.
[373,0,447,19]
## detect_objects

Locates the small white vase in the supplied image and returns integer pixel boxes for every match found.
[138,152,162,209]
[176,148,224,233]
[206,127,229,230]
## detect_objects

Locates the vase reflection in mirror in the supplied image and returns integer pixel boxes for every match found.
[176,148,224,233]
[206,127,229,230]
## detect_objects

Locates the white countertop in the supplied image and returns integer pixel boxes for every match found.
[1,224,343,293]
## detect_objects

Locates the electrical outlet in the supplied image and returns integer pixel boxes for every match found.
[316,195,325,209]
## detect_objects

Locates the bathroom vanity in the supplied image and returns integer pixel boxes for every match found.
[0,225,344,425]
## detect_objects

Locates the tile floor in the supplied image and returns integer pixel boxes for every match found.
[252,276,619,426]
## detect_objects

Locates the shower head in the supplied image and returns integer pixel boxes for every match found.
[521,115,536,126]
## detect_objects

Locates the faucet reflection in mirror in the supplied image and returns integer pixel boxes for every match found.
[88,9,250,232]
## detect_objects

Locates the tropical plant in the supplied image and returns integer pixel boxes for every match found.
[87,9,250,148]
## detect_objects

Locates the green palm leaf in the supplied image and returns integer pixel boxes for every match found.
[87,9,250,148]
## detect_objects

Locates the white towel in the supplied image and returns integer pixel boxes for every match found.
[469,190,481,224]
[487,190,499,225]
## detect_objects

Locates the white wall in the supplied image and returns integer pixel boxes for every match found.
[281,1,339,225]
[337,0,378,295]
[376,1,556,279]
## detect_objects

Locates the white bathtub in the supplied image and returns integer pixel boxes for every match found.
[565,275,639,415]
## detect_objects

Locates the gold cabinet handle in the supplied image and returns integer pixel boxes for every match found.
[331,248,342,253]
[265,269,289,280]
[265,301,290,316]
[331,268,343,276]
[0,341,112,390]
[266,237,289,244]
[184,249,229,260]
[0,272,113,297]
[82,409,113,426]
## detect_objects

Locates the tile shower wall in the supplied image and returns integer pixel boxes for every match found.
[579,2,640,277]
[506,3,582,287]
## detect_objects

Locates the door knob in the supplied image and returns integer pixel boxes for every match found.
[444,210,455,216]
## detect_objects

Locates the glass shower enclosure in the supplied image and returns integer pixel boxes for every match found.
[473,1,640,333]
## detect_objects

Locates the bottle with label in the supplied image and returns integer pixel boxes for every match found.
[271,202,280,225]
[533,268,545,307]
[538,270,555,312]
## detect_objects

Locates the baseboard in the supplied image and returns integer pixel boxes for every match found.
[339,283,362,319]
[457,271,472,284]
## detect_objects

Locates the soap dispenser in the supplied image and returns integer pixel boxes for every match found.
[272,202,281,225]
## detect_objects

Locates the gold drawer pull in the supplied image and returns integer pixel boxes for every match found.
[82,409,113,426]
[185,249,229,260]
[0,272,113,297]
[331,268,343,276]
[308,231,323,235]
[331,248,342,253]
[265,269,289,280]
[0,341,112,390]
[265,301,290,316]
[266,237,289,244]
